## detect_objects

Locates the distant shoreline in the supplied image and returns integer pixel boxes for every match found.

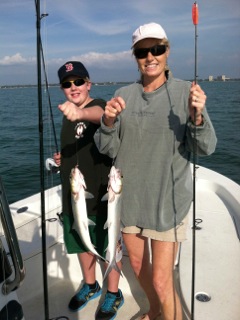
[1,79,240,89]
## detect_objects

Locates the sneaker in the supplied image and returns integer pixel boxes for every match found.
[95,289,124,320]
[68,281,102,312]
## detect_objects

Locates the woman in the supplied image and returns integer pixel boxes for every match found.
[94,23,217,320]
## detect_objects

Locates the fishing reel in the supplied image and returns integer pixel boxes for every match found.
[45,158,60,174]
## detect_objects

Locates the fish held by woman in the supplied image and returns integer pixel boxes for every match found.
[102,166,123,280]
[70,166,105,260]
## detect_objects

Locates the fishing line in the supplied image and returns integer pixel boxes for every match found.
[40,25,60,174]
[191,2,199,319]
[34,0,60,175]
[36,1,59,154]
[40,38,59,155]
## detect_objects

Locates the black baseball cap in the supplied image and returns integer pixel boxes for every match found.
[58,61,90,83]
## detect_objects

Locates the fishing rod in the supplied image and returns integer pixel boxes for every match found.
[191,2,199,319]
[35,2,69,319]
[35,0,49,319]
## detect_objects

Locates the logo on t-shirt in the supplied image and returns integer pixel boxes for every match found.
[75,122,86,139]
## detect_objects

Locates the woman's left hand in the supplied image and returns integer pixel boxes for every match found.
[189,82,207,125]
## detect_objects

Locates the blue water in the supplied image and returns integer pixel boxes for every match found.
[0,82,239,204]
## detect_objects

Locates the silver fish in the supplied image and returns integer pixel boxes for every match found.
[70,166,105,260]
[102,166,123,280]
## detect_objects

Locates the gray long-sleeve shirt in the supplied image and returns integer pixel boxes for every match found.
[94,76,217,231]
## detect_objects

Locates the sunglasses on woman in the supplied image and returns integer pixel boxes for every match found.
[61,78,86,89]
[133,44,167,59]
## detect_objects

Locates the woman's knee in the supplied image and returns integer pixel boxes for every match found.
[128,255,143,276]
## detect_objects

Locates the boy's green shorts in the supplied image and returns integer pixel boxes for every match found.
[63,213,108,257]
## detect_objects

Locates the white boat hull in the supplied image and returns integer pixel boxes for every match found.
[1,166,239,319]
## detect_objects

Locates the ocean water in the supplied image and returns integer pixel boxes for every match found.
[0,82,239,204]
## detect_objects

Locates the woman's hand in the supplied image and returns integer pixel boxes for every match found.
[189,82,207,125]
[102,96,126,127]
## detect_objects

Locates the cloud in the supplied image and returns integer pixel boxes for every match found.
[71,50,133,67]
[0,50,134,71]
[0,53,26,65]
[0,53,35,66]
[0,0,239,85]
[45,50,134,71]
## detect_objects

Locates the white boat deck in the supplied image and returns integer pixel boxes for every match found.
[179,166,240,319]
[1,166,240,320]
[18,244,149,320]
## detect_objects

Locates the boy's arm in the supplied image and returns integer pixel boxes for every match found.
[58,102,104,124]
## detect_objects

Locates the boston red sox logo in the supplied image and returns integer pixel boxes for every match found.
[65,63,74,72]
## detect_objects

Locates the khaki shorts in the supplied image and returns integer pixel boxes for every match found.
[122,214,189,242]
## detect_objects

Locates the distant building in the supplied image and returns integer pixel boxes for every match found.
[217,75,226,81]
[209,75,231,81]
[217,75,231,81]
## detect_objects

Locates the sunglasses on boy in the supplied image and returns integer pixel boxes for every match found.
[133,44,167,59]
[61,78,86,89]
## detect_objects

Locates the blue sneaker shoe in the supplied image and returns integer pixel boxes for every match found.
[95,289,124,320]
[68,281,102,312]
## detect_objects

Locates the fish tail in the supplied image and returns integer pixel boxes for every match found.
[113,260,122,275]
[103,259,122,281]
[103,264,112,282]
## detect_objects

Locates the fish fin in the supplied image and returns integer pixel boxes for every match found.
[88,218,96,226]
[103,221,111,229]
[85,191,94,199]
[101,192,108,201]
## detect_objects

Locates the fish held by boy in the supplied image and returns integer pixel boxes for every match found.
[70,166,105,261]
[102,166,123,280]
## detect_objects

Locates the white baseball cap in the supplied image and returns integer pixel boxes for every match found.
[132,22,168,47]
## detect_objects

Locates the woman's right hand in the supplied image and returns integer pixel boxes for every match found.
[103,96,126,127]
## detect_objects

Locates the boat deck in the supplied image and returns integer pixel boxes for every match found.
[1,166,240,319]
[179,166,240,319]
[19,248,149,320]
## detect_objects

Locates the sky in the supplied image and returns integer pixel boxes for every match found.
[0,0,240,86]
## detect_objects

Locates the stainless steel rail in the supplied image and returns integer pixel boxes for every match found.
[0,177,25,295]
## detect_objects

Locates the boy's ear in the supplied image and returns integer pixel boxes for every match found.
[87,81,92,91]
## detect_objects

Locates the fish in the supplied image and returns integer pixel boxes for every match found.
[102,166,123,280]
[70,166,105,261]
